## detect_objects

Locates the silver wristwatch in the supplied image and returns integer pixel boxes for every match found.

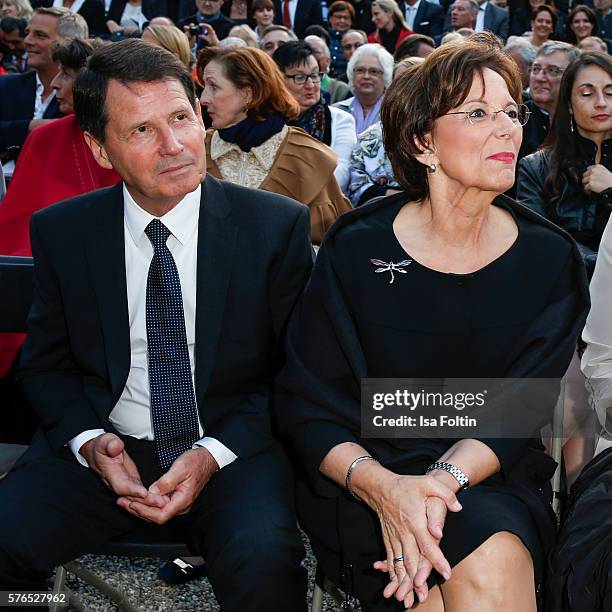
[426,462,470,491]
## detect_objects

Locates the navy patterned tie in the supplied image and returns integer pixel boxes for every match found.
[145,219,200,469]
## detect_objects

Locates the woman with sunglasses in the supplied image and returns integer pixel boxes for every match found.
[273,40,357,194]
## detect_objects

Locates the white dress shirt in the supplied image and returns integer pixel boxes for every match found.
[329,106,357,195]
[53,0,86,14]
[404,0,421,30]
[69,184,238,469]
[581,215,612,456]
[33,74,56,120]
[475,1,487,32]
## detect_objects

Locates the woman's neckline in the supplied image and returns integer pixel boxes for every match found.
[389,199,521,278]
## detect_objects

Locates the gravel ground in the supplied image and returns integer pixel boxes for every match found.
[62,533,359,612]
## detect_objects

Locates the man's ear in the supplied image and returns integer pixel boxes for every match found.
[83,132,114,170]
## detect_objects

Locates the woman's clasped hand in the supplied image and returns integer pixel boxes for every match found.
[354,468,462,608]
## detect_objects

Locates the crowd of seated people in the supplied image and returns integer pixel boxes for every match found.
[0,0,611,609]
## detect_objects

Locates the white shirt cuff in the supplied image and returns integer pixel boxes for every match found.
[193,437,237,469]
[68,429,106,466]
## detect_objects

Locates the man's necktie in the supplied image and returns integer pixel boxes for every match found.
[283,0,292,29]
[145,219,200,469]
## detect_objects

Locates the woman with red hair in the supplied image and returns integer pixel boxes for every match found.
[198,45,351,245]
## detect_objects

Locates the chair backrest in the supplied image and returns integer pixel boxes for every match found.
[0,256,34,333]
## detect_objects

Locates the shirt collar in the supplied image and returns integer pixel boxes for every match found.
[123,183,201,248]
[406,0,420,10]
[479,1,488,9]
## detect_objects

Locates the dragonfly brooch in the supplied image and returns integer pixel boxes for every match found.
[370,259,413,284]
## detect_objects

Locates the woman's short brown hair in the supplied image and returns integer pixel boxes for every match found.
[328,1,355,19]
[197,46,301,122]
[251,0,273,13]
[381,34,522,201]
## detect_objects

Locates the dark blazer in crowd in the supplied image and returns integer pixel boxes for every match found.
[35,0,106,36]
[517,135,612,273]
[444,1,509,40]
[518,98,549,162]
[351,0,376,34]
[0,71,62,151]
[180,10,235,41]
[546,447,612,612]
[596,9,612,39]
[107,0,167,28]
[398,0,444,38]
[273,0,322,39]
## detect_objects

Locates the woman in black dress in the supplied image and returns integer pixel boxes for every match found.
[276,35,589,611]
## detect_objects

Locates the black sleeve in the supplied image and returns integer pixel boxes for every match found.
[516,155,548,217]
[476,245,589,476]
[18,215,103,450]
[210,207,313,458]
[275,234,364,496]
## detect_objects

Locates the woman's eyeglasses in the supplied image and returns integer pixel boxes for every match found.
[284,72,324,84]
[444,104,531,126]
[353,67,384,77]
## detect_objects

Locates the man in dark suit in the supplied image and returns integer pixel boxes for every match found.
[34,0,106,37]
[475,0,509,41]
[0,8,87,153]
[443,0,508,41]
[273,0,322,40]
[398,0,444,39]
[0,39,310,612]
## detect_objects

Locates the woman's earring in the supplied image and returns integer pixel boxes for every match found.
[569,115,574,133]
[427,163,437,173]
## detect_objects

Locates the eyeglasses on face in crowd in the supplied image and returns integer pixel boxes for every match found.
[342,42,363,51]
[284,71,324,84]
[444,104,531,127]
[354,67,384,77]
[530,64,565,78]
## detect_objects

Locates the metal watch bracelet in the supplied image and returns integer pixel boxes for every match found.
[426,461,470,491]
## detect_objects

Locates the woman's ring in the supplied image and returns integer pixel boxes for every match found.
[393,556,404,564]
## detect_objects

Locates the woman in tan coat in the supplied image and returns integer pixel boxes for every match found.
[198,46,351,245]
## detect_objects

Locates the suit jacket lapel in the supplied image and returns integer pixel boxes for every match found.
[85,182,131,400]
[484,4,493,31]
[414,1,426,27]
[43,96,61,119]
[195,176,238,403]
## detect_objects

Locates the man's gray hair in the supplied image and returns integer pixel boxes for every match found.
[34,7,89,39]
[342,29,368,43]
[347,43,394,91]
[304,34,331,58]
[536,40,580,63]
[260,24,298,41]
[504,36,537,65]
[218,36,248,48]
